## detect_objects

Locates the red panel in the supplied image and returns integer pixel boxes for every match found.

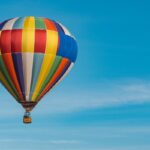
[11,29,22,53]
[0,30,11,53]
[43,18,57,31]
[34,30,46,53]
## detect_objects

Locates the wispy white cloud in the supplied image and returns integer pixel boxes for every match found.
[0,125,150,150]
[1,79,150,116]
[0,138,80,144]
[35,79,150,114]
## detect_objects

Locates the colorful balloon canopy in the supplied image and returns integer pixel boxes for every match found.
[0,16,77,116]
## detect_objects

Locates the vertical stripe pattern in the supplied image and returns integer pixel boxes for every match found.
[0,16,78,110]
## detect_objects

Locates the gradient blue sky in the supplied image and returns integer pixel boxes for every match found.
[0,0,150,150]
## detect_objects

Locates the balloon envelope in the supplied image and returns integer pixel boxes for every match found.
[0,16,77,111]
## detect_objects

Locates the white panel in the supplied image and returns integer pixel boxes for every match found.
[2,17,19,30]
[58,22,71,36]
[22,53,34,101]
[58,22,76,40]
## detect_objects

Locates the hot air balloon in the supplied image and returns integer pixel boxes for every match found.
[0,16,77,123]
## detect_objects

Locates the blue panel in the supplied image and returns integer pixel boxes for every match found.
[12,53,25,99]
[12,17,25,29]
[54,21,65,33]
[29,53,44,100]
[0,19,11,30]
[57,33,78,62]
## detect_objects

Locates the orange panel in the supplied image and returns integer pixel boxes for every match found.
[43,18,57,31]
[2,53,24,101]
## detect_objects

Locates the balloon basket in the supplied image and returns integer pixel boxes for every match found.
[23,112,32,124]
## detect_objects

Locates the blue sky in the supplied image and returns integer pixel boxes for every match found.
[0,0,150,149]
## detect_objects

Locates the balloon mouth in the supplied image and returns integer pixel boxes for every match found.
[20,101,37,111]
[23,111,32,124]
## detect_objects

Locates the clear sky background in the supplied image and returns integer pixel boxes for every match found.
[0,0,150,150]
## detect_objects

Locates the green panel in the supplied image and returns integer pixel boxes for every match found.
[35,17,46,29]
[0,55,19,98]
[35,56,62,101]
[0,71,18,100]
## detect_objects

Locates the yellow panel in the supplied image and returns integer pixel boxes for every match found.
[31,54,55,101]
[22,17,35,52]
[23,16,35,29]
[45,30,58,54]
[31,30,58,101]
[0,71,18,99]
